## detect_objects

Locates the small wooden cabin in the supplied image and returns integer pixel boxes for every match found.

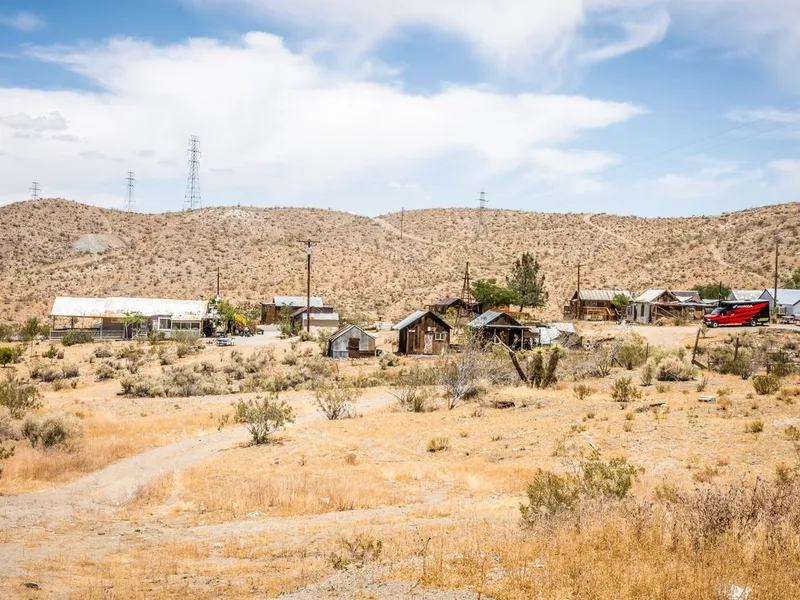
[327,325,376,359]
[261,296,324,324]
[564,289,632,321]
[393,310,451,355]
[467,310,535,349]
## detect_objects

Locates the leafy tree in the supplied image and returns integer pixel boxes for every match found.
[692,283,731,300]
[0,347,14,368]
[784,267,800,289]
[471,278,517,309]
[611,293,631,316]
[507,253,548,313]
[22,317,41,342]
[121,312,146,338]
[278,305,299,337]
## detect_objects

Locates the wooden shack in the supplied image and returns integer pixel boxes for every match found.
[327,325,377,359]
[428,297,480,316]
[628,289,710,324]
[392,310,451,355]
[467,310,535,349]
[261,296,324,324]
[564,289,631,321]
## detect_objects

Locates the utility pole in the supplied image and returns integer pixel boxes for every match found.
[30,182,40,201]
[124,171,136,212]
[575,263,582,320]
[400,208,404,241]
[216,266,220,297]
[773,237,779,323]
[478,190,488,210]
[298,240,318,333]
[184,135,202,210]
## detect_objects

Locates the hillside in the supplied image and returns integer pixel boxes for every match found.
[1,199,799,325]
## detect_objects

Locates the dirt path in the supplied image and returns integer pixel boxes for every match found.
[709,244,767,283]
[372,217,433,245]
[583,214,642,248]
[0,394,395,528]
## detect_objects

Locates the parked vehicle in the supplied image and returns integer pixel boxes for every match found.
[216,334,235,346]
[703,301,770,328]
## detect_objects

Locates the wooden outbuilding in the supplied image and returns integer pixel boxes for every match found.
[327,325,377,359]
[628,289,711,324]
[564,289,631,321]
[428,297,481,316]
[261,296,324,324]
[392,310,451,355]
[467,310,535,349]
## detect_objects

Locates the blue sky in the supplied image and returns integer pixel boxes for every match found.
[1,0,800,216]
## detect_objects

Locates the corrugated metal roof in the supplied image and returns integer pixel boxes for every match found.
[728,290,764,302]
[576,289,632,302]
[392,310,428,330]
[673,290,701,302]
[775,289,800,305]
[633,289,678,303]
[467,310,526,328]
[272,296,323,307]
[50,297,208,320]
[330,324,376,341]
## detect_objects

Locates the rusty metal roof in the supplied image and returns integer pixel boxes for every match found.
[575,289,632,302]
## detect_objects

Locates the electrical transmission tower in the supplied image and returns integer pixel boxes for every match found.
[478,189,488,210]
[184,135,202,211]
[124,171,136,212]
[30,182,40,201]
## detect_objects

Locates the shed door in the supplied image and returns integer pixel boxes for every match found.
[424,333,433,354]
[348,337,360,358]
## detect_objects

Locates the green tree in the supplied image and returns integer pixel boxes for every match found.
[507,253,548,313]
[233,393,295,445]
[611,293,631,316]
[22,317,41,356]
[692,283,731,300]
[471,278,517,309]
[0,347,14,368]
[784,267,800,289]
[121,312,146,339]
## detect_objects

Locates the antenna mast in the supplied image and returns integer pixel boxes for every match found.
[184,135,202,210]
[124,171,136,212]
[478,189,488,210]
[30,182,40,201]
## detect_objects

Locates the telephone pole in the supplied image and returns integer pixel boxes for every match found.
[773,237,779,323]
[216,266,221,297]
[400,208,405,241]
[298,240,318,333]
[575,263,583,320]
[30,182,40,201]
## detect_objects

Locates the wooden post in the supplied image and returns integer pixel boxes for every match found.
[691,327,701,366]
[733,336,740,361]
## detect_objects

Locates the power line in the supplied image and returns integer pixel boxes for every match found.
[184,135,202,211]
[124,171,136,212]
[30,181,40,201]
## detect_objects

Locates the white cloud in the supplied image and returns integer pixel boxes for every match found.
[0,111,68,132]
[0,11,44,31]
[0,33,643,210]
[654,163,764,200]
[189,0,670,77]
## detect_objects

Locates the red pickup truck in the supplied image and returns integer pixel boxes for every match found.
[703,301,770,328]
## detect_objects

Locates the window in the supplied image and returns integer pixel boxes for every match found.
[435,332,447,341]
[158,318,172,330]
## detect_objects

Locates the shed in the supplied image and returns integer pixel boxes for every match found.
[327,325,377,359]
[261,296,324,324]
[49,296,209,340]
[393,310,451,355]
[291,307,340,331]
[627,289,709,324]
[428,297,480,316]
[467,311,535,349]
[759,289,800,317]
[564,289,632,321]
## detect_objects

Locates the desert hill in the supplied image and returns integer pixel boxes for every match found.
[1,199,798,325]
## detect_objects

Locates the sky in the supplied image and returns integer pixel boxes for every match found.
[1,0,800,216]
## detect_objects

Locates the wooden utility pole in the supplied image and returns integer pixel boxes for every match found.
[298,240,318,333]
[216,266,220,297]
[773,237,779,323]
[400,208,404,241]
[575,264,582,320]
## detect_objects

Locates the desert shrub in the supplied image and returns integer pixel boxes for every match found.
[656,356,696,381]
[93,345,114,358]
[520,452,642,524]
[427,437,450,452]
[639,359,655,386]
[61,330,93,346]
[29,362,62,382]
[61,363,79,379]
[282,351,299,366]
[379,352,400,370]
[696,373,709,392]
[95,362,117,381]
[752,375,780,396]
[176,341,201,359]
[329,534,383,571]
[317,329,333,355]
[42,345,58,359]
[525,345,564,388]
[616,334,648,370]
[573,383,594,401]
[587,343,616,377]
[393,372,431,412]
[0,347,15,367]
[611,377,642,402]
[233,393,295,445]
[0,375,42,419]
[0,414,21,441]
[298,329,312,342]
[314,385,361,420]
[157,347,176,365]
[21,413,83,449]
[744,420,764,434]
